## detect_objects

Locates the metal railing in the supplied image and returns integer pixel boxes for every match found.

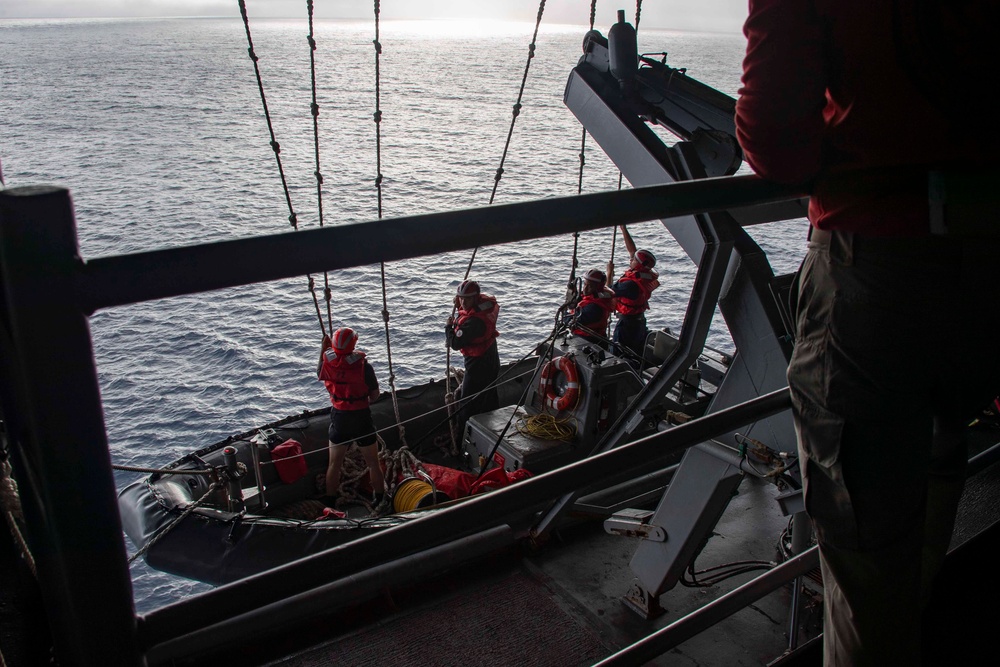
[0,175,806,665]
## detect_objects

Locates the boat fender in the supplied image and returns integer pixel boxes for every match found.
[271,439,308,484]
[539,355,581,412]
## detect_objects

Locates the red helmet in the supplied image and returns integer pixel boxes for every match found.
[331,327,358,352]
[456,280,480,298]
[584,268,606,285]
[634,249,656,268]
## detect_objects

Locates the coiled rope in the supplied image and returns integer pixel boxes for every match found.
[515,413,576,441]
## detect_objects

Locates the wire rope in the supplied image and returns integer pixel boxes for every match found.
[445,0,550,451]
[370,0,409,450]
[306,0,334,335]
[237,0,327,336]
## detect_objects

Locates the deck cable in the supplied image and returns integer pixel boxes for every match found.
[111,464,214,476]
[306,0,334,334]
[371,0,409,453]
[565,0,600,301]
[445,0,550,452]
[127,480,223,566]
[237,0,327,336]
[607,0,646,301]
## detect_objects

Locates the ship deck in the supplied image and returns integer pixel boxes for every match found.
[128,424,1000,667]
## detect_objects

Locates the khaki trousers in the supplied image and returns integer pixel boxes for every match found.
[788,228,1000,666]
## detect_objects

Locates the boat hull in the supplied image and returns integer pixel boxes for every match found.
[118,359,538,585]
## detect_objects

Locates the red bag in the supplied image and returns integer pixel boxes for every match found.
[418,455,533,500]
[271,439,308,484]
[420,463,473,499]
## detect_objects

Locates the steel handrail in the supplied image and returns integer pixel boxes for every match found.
[76,175,806,313]
[594,546,820,666]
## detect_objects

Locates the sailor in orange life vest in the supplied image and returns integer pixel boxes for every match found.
[606,224,659,362]
[318,327,385,505]
[445,280,501,424]
[571,268,616,348]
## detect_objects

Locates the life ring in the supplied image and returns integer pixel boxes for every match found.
[539,355,581,412]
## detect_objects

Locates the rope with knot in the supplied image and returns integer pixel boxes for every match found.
[371,0,408,450]
[1,457,36,579]
[445,0,549,451]
[307,0,334,335]
[127,480,223,565]
[238,0,328,337]
[381,445,429,498]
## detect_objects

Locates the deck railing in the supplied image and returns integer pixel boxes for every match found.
[0,175,806,665]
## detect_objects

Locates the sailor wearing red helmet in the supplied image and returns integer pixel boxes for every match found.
[571,268,616,347]
[318,327,385,504]
[606,224,659,363]
[446,280,501,423]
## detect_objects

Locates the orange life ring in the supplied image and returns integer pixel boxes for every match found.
[538,355,581,412]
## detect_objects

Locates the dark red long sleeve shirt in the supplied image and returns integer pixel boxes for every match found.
[735,0,994,236]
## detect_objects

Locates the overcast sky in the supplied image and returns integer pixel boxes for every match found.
[0,1,749,33]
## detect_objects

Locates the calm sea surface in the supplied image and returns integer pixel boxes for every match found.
[0,16,807,611]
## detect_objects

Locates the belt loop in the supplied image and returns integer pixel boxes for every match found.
[929,170,947,235]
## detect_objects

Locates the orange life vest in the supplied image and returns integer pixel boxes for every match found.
[572,290,615,338]
[615,267,659,316]
[319,350,370,411]
[455,294,500,358]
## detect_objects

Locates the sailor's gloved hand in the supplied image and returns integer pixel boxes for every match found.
[321,335,332,350]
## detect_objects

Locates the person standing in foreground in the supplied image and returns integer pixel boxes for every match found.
[446,280,501,424]
[318,327,385,504]
[607,224,658,363]
[571,268,616,347]
[735,1,1000,664]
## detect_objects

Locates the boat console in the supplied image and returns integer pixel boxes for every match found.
[461,336,645,474]
[460,329,728,475]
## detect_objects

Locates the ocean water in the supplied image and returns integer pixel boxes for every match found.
[0,16,807,612]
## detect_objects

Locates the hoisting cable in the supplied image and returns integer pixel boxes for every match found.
[237,0,327,337]
[111,464,214,476]
[608,173,623,339]
[463,0,548,276]
[372,0,408,450]
[445,0,549,451]
[127,480,224,565]
[566,0,600,298]
[306,0,334,335]
[635,0,644,32]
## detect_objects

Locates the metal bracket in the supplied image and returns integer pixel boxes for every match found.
[251,427,279,448]
[775,488,804,517]
[604,508,667,542]
[622,581,665,620]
